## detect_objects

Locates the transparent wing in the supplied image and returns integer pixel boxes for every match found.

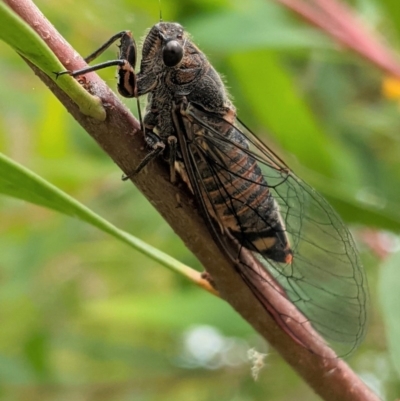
[179,102,369,357]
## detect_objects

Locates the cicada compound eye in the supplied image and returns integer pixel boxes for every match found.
[162,40,183,67]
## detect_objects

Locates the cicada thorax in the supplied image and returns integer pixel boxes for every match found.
[185,107,293,265]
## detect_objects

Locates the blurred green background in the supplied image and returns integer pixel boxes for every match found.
[1,0,400,399]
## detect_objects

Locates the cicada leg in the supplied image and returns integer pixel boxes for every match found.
[167,136,178,184]
[55,31,137,99]
[122,130,165,181]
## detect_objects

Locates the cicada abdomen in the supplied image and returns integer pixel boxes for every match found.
[181,104,293,265]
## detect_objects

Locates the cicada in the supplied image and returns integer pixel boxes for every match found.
[61,22,369,356]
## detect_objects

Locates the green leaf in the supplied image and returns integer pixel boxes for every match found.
[380,0,400,40]
[302,168,400,232]
[0,2,105,120]
[0,152,198,282]
[23,331,50,379]
[379,250,400,378]
[227,50,340,177]
[186,1,330,53]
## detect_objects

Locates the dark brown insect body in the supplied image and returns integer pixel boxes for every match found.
[62,22,369,357]
[137,23,293,264]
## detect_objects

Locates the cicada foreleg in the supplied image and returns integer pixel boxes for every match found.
[55,31,137,99]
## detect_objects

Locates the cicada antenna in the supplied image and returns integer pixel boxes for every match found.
[159,0,163,22]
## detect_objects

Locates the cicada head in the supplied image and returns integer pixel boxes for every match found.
[138,22,209,95]
[142,22,185,67]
